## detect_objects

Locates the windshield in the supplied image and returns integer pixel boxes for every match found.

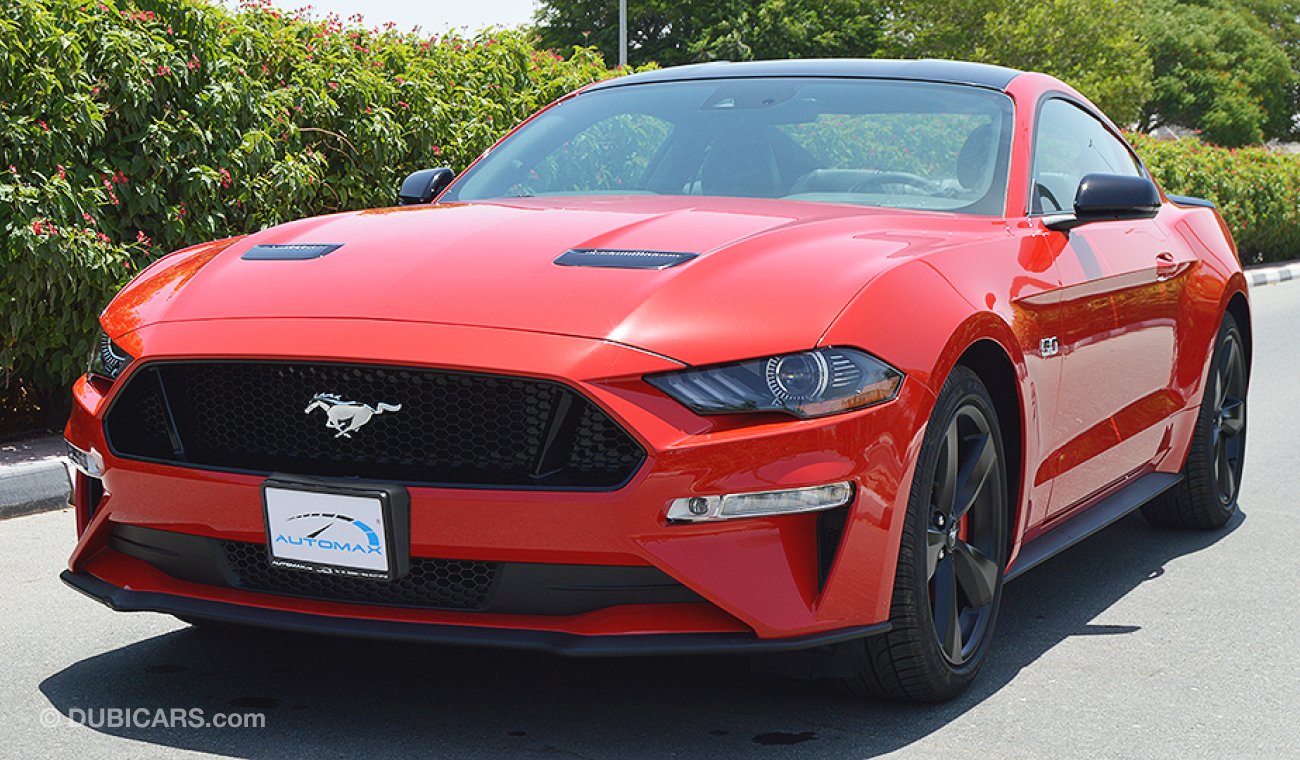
[444,77,1014,215]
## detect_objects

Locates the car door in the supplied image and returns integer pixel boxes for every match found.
[1030,98,1191,518]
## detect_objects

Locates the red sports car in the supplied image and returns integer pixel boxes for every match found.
[63,60,1250,701]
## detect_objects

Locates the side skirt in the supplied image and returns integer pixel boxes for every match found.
[1006,472,1183,582]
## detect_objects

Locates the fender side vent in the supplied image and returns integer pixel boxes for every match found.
[554,248,698,270]
[242,243,343,260]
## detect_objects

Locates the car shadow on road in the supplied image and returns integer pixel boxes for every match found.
[39,509,1244,758]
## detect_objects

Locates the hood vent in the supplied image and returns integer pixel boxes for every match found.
[554,248,698,270]
[242,243,343,260]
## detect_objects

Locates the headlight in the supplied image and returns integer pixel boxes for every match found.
[646,347,903,419]
[87,330,133,382]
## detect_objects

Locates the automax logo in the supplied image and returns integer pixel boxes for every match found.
[273,512,382,556]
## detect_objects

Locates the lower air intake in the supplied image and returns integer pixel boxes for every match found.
[223,541,497,610]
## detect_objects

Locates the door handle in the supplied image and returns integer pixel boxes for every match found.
[1155,252,1179,281]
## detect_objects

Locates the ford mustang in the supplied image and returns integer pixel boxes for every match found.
[62,60,1250,701]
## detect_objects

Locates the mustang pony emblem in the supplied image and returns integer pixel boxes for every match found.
[304,393,402,438]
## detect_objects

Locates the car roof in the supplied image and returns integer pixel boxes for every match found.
[585,59,1023,93]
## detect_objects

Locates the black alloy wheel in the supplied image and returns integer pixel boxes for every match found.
[842,365,1008,702]
[1209,329,1247,505]
[1143,311,1248,530]
[926,405,1003,665]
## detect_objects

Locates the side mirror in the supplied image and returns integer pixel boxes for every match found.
[398,167,455,205]
[1044,173,1161,231]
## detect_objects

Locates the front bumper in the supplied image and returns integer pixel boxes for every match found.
[65,318,932,644]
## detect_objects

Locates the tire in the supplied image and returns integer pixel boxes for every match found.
[841,365,1009,702]
[1142,312,1247,530]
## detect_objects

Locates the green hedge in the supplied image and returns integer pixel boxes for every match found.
[1,0,623,396]
[1129,133,1300,267]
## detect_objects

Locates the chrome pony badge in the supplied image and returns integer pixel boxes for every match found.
[304,393,402,438]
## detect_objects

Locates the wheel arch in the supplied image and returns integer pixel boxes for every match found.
[1225,289,1251,374]
[952,339,1026,565]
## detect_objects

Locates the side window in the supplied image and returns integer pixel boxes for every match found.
[1031,99,1142,213]
[506,113,672,196]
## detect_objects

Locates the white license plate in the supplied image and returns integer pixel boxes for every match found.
[264,485,392,580]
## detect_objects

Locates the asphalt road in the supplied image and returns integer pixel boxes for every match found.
[2,283,1297,759]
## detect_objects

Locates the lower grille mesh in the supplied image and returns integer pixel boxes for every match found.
[223,541,498,610]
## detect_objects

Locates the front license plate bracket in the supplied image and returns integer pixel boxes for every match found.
[262,475,411,581]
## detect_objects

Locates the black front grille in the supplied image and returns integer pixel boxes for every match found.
[104,361,645,489]
[223,541,497,609]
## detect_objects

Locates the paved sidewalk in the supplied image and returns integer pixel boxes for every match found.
[0,436,70,519]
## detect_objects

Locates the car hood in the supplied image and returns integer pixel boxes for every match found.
[108,196,989,366]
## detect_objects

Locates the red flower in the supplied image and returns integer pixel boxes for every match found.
[36,120,49,131]
[136,230,152,245]
[31,220,45,235]
[56,165,66,180]
[157,65,171,77]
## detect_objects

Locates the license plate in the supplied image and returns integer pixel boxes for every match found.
[263,482,399,580]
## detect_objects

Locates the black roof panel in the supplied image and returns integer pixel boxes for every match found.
[587,59,1022,92]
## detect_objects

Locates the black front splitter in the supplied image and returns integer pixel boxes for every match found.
[61,570,889,658]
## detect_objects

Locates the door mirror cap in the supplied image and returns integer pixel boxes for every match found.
[398,167,455,205]
[1044,173,1162,231]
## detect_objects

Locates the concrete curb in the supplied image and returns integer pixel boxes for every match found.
[1247,261,1300,288]
[0,437,70,520]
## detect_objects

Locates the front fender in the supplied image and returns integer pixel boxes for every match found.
[821,250,1057,565]
[819,257,1032,404]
